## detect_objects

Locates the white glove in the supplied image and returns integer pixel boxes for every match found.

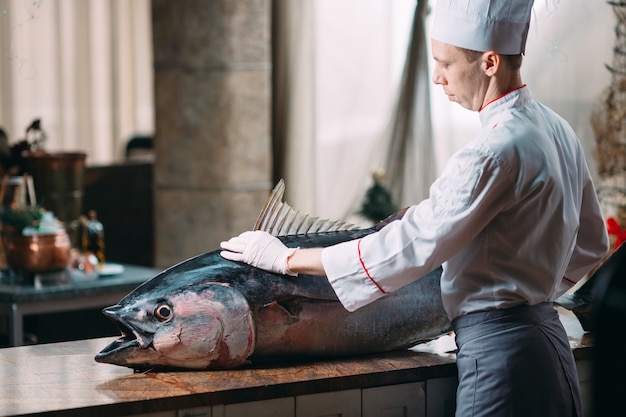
[220,230,298,276]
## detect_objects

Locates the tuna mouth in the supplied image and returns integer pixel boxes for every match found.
[95,305,153,364]
[113,320,140,347]
[95,320,141,363]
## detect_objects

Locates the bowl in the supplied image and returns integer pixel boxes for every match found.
[3,229,71,273]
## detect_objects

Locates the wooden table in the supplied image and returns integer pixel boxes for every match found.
[0,338,460,417]
[0,309,593,417]
[0,264,161,346]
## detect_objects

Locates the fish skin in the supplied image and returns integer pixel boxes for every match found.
[95,223,452,370]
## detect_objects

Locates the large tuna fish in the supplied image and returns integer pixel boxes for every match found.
[95,180,602,371]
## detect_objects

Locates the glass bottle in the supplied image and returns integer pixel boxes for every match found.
[81,209,105,269]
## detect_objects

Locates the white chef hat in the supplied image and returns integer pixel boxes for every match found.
[431,0,535,55]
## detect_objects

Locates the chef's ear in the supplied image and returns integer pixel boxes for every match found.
[482,51,499,77]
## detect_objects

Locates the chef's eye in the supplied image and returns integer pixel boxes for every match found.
[154,303,173,322]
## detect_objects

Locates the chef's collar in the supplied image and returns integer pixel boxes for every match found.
[478,85,531,127]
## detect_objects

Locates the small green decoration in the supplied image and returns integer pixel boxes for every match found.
[0,204,45,234]
[358,170,398,223]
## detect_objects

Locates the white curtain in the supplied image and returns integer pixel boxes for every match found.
[274,0,417,223]
[0,0,154,165]
[272,0,317,217]
[382,0,436,210]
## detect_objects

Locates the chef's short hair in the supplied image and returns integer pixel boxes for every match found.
[461,48,523,71]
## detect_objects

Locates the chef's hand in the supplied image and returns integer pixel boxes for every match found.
[220,230,298,276]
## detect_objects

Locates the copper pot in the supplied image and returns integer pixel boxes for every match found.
[3,229,71,272]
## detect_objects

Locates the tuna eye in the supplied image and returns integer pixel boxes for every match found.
[154,304,173,322]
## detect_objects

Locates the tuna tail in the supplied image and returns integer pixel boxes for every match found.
[554,245,624,331]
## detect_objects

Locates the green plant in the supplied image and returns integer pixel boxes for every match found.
[0,205,45,234]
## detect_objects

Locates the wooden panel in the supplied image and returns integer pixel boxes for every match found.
[362,382,425,417]
[211,397,294,417]
[576,360,592,417]
[83,162,154,266]
[296,389,361,417]
[426,377,457,417]
[178,407,211,417]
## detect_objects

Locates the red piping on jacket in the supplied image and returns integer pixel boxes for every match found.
[357,239,388,294]
[479,84,527,112]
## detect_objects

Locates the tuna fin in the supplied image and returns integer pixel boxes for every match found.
[254,179,360,236]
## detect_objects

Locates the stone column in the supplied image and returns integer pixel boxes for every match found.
[151,0,272,268]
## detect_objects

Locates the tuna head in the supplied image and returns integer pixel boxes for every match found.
[95,282,255,370]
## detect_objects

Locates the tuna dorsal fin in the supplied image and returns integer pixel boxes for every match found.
[253,179,360,236]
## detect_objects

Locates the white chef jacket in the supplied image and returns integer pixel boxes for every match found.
[321,86,609,320]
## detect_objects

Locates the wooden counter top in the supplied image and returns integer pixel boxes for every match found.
[0,308,591,417]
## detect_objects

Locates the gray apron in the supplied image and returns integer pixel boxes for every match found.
[451,302,582,417]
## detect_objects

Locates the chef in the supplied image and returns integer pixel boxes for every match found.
[220,1,609,415]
